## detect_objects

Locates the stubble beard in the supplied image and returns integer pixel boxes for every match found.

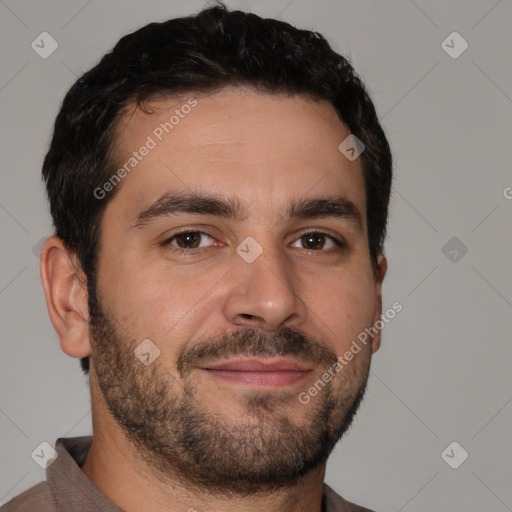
[88,293,371,496]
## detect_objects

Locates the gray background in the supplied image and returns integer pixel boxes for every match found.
[1,1,511,510]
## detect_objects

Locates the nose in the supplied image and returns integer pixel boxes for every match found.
[222,244,308,332]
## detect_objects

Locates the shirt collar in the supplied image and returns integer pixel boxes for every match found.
[48,436,353,512]
[47,436,124,512]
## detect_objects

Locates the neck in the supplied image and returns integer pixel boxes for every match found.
[82,428,326,512]
[81,385,327,512]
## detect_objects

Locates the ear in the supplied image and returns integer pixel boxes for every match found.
[40,236,91,359]
[370,253,387,354]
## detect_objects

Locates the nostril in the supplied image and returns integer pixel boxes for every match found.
[240,314,265,324]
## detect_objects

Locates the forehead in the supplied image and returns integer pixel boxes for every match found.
[106,88,367,227]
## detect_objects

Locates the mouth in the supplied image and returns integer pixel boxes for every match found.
[199,357,314,387]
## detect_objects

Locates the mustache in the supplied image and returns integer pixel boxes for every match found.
[176,327,338,377]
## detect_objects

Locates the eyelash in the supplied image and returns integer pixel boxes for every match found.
[161,229,345,255]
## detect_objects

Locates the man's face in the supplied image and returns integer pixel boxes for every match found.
[88,88,385,493]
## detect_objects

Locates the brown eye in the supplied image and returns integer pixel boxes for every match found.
[302,233,325,250]
[166,231,214,250]
[291,232,342,251]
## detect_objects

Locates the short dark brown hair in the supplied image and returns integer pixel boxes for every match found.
[42,4,392,373]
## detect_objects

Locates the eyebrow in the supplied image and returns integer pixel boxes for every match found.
[288,196,363,230]
[131,193,248,229]
[131,192,363,231]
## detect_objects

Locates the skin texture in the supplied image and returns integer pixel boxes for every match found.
[41,88,387,512]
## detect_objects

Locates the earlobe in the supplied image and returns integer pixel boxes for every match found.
[371,253,388,354]
[40,236,91,359]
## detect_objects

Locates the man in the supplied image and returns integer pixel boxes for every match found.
[2,4,391,512]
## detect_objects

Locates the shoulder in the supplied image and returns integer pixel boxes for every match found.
[0,482,58,512]
[324,483,377,512]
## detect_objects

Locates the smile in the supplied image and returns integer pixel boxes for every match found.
[199,357,314,387]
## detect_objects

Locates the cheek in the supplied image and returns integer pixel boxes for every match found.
[307,269,377,350]
[98,255,225,349]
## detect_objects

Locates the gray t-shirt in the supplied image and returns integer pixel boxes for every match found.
[1,437,375,512]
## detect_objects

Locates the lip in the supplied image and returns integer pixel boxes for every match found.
[199,357,314,387]
[202,357,313,372]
